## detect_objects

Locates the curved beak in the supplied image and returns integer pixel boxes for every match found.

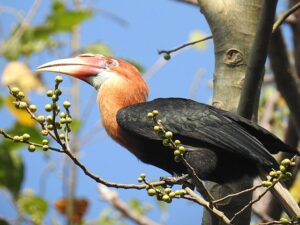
[36,54,108,81]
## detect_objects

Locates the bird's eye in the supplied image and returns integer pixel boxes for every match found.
[105,59,118,68]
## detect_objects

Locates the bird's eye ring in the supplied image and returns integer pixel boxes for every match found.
[105,59,118,68]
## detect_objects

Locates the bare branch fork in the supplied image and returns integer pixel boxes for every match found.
[6,84,280,224]
[0,113,280,224]
[2,78,298,225]
[236,0,300,219]
[3,89,233,225]
[98,185,162,225]
[273,1,300,32]
[157,2,300,60]
[157,35,212,56]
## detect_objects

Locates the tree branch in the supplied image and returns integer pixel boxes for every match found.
[269,29,300,136]
[237,0,278,119]
[273,1,300,32]
[185,187,232,225]
[157,35,212,56]
[98,185,162,225]
[1,0,41,53]
[197,1,265,224]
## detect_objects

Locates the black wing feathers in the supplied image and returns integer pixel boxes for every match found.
[117,98,297,169]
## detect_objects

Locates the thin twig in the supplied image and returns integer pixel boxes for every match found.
[80,92,97,131]
[2,0,42,52]
[98,185,162,225]
[189,69,205,99]
[230,181,277,223]
[0,6,23,21]
[259,90,280,130]
[185,187,232,225]
[6,85,60,143]
[181,157,214,203]
[78,125,105,148]
[252,207,274,223]
[95,8,129,27]
[213,183,264,204]
[157,35,212,56]
[273,1,300,32]
[0,126,168,190]
[0,129,63,153]
[259,221,291,225]
[152,115,214,203]
[52,83,64,146]
[143,56,170,80]
[62,140,166,189]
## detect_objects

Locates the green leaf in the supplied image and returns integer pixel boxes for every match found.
[0,123,46,154]
[18,192,48,225]
[84,43,112,55]
[0,1,93,60]
[0,123,44,150]
[0,218,9,225]
[10,123,44,143]
[128,198,151,215]
[69,119,82,133]
[0,148,24,197]
[157,200,168,214]
[97,207,130,225]
[47,1,93,32]
[0,95,4,108]
[52,0,65,11]
[98,208,115,225]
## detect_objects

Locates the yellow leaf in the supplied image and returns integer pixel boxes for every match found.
[5,96,35,127]
[290,179,300,203]
[2,61,45,94]
[277,96,286,107]
[188,30,207,51]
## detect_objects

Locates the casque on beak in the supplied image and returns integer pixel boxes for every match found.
[36,54,114,81]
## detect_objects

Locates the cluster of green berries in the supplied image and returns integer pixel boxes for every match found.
[148,110,186,163]
[147,186,186,203]
[278,214,300,224]
[41,76,72,137]
[262,158,296,187]
[137,173,187,203]
[10,87,27,109]
[10,87,25,99]
[28,143,49,152]
[11,131,49,152]
[12,133,30,143]
[9,76,72,153]
[10,87,39,113]
[147,110,159,119]
[27,138,50,152]
[9,87,50,152]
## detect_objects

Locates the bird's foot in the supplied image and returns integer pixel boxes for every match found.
[160,174,190,185]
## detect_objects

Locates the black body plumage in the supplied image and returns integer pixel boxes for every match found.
[117,98,299,183]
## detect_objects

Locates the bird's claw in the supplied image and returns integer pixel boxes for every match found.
[160,174,190,184]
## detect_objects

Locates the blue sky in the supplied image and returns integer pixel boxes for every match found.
[0,1,228,224]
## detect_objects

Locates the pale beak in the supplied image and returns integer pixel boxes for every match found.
[36,54,109,81]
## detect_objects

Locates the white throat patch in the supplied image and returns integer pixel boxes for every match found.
[87,70,118,91]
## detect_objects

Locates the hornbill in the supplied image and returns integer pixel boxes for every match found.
[37,54,299,184]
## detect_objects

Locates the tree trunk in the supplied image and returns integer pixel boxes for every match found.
[197,1,263,224]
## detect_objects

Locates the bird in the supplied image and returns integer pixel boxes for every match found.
[37,53,299,184]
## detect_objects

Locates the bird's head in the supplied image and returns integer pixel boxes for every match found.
[37,53,145,91]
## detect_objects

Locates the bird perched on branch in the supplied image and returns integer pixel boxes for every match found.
[37,54,299,184]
